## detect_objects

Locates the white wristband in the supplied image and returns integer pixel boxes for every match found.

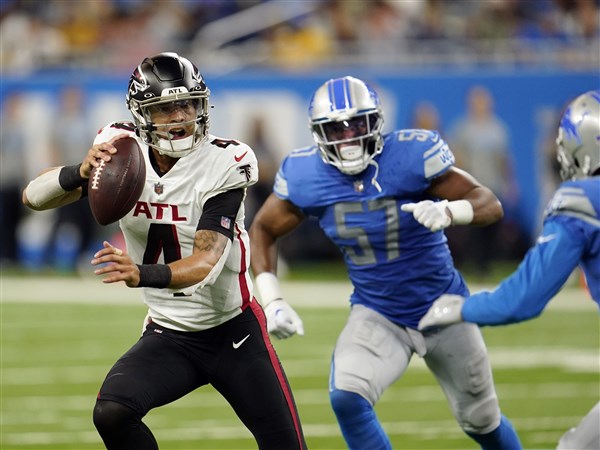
[254,272,283,307]
[25,168,66,208]
[446,200,474,225]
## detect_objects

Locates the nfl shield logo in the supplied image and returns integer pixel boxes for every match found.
[154,182,164,195]
[220,216,231,229]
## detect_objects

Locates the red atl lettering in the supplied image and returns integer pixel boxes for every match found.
[171,205,186,221]
[150,203,168,220]
[133,201,152,218]
[132,201,188,221]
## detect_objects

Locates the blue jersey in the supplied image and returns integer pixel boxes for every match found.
[274,129,468,328]
[462,177,600,325]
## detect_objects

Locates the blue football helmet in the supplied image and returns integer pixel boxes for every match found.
[309,76,384,175]
[556,90,600,180]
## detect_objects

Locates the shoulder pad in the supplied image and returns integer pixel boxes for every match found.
[545,185,599,225]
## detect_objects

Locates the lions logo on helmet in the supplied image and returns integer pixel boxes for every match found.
[309,76,384,175]
[126,52,211,158]
[556,90,600,181]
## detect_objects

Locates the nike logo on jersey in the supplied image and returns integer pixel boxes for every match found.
[536,233,557,244]
[234,151,248,162]
[232,334,250,349]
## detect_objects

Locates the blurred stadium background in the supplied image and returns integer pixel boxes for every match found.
[1,1,599,449]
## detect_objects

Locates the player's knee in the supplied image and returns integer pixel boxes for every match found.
[330,389,372,423]
[93,399,139,434]
[457,396,500,434]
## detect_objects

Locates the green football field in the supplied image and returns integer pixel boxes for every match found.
[1,275,598,450]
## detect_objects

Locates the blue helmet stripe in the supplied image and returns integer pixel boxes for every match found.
[560,106,581,144]
[329,78,352,111]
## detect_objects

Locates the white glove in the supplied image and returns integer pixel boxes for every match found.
[402,199,474,232]
[264,299,304,339]
[255,272,304,339]
[418,294,465,330]
[401,200,451,232]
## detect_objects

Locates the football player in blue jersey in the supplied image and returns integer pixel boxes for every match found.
[249,76,522,450]
[419,90,600,449]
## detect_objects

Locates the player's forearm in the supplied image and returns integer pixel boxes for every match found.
[463,186,503,226]
[167,235,230,289]
[167,258,218,289]
[463,226,580,325]
[23,165,86,210]
[249,225,280,275]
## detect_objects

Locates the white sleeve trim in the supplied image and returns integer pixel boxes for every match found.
[24,167,66,208]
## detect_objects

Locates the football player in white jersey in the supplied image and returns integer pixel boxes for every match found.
[22,52,307,450]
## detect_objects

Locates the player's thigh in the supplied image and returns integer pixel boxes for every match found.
[331,304,412,405]
[212,302,303,443]
[424,322,500,431]
[98,330,205,416]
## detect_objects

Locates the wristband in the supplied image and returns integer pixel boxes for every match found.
[254,272,283,306]
[446,200,474,225]
[137,264,172,288]
[59,163,86,191]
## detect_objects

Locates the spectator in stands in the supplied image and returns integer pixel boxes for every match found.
[48,85,99,272]
[448,85,520,277]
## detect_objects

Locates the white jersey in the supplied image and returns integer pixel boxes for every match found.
[94,122,259,331]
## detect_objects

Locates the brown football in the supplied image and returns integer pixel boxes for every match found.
[88,137,146,225]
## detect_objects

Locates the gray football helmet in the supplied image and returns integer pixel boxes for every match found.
[126,52,210,158]
[308,76,384,175]
[556,90,600,181]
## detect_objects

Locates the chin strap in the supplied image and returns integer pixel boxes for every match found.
[368,159,382,193]
[156,135,195,157]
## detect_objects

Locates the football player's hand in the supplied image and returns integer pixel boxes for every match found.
[264,299,304,339]
[418,294,465,330]
[82,134,128,178]
[402,200,451,232]
[91,240,140,287]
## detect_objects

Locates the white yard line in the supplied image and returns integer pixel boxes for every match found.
[0,415,587,446]
[0,276,594,310]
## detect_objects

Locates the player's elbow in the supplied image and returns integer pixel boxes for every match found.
[22,188,44,211]
[491,198,504,222]
[478,198,503,226]
[248,219,266,239]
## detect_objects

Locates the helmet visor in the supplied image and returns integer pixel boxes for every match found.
[313,114,380,146]
[147,99,199,117]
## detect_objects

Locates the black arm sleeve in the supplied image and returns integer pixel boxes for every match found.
[196,188,244,241]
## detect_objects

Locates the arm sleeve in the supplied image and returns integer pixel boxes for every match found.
[462,218,586,325]
[196,188,244,240]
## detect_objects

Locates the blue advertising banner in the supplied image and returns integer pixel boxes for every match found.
[2,68,598,239]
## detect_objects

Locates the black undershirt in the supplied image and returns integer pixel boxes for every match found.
[197,189,244,241]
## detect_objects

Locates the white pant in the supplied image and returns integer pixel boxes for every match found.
[330,304,501,434]
[557,402,600,450]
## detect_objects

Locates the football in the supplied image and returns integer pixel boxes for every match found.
[88,137,146,225]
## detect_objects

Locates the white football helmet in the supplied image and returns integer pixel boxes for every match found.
[309,76,384,175]
[556,89,600,181]
[126,52,210,158]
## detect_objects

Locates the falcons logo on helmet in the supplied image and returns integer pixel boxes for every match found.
[129,67,149,97]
